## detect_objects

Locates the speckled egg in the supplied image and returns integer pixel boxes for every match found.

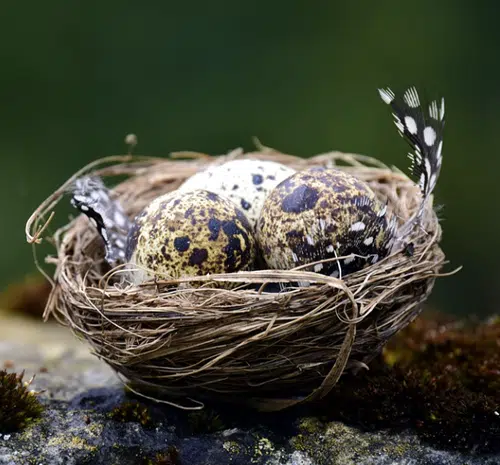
[125,190,256,284]
[177,159,296,227]
[256,167,396,277]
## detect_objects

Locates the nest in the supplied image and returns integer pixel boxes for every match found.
[26,147,449,411]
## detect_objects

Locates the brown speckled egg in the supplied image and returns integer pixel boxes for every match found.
[256,167,396,277]
[125,190,256,284]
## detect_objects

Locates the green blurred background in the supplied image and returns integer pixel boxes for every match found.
[0,1,497,316]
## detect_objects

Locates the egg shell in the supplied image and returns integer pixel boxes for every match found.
[125,189,256,284]
[256,167,395,277]
[178,159,296,227]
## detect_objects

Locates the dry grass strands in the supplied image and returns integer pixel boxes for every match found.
[26,148,449,411]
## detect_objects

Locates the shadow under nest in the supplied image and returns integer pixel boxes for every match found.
[28,149,448,412]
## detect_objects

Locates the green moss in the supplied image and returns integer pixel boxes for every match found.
[253,436,275,458]
[141,446,180,465]
[289,433,308,453]
[297,417,324,434]
[187,408,225,435]
[314,313,500,454]
[108,400,153,428]
[0,369,43,433]
[222,440,242,455]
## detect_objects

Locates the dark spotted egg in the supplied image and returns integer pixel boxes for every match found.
[125,189,256,284]
[256,167,396,278]
[178,159,296,227]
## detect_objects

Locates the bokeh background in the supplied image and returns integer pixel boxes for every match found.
[0,1,498,316]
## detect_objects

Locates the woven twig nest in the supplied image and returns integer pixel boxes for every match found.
[26,146,449,411]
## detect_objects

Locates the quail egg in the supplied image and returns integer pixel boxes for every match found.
[256,167,396,277]
[178,159,296,227]
[125,189,256,284]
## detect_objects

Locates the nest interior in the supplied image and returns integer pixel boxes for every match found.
[27,148,447,411]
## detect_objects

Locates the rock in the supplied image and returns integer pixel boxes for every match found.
[0,313,498,465]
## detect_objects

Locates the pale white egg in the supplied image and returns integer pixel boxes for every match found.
[178,159,296,227]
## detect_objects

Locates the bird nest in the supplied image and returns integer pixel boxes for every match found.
[26,147,449,411]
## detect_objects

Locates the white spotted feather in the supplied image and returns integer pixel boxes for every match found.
[378,86,445,214]
[378,86,445,247]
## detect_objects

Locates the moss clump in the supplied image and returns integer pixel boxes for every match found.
[222,440,242,455]
[187,408,225,435]
[142,446,180,465]
[253,436,275,458]
[109,400,153,427]
[297,417,324,434]
[318,313,500,454]
[0,369,43,433]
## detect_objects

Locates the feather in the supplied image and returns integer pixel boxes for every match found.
[378,86,445,210]
[378,87,445,247]
[70,176,131,265]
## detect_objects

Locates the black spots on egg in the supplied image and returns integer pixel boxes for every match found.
[206,191,218,201]
[223,236,242,272]
[189,248,208,266]
[208,217,222,241]
[160,245,172,262]
[235,209,252,230]
[221,218,253,272]
[232,184,239,191]
[240,199,251,211]
[148,226,159,242]
[223,231,251,272]
[252,174,264,185]
[184,206,195,219]
[222,219,241,236]
[174,236,190,252]
[182,205,199,226]
[282,185,320,213]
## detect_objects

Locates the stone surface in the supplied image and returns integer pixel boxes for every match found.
[0,310,498,465]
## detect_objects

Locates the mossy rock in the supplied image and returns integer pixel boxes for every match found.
[0,309,499,464]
